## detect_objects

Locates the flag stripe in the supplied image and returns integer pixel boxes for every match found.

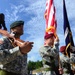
[47,0,53,20]
[44,0,57,34]
[48,4,54,28]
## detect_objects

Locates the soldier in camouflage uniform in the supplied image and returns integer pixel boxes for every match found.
[0,21,34,75]
[39,33,60,75]
[59,46,75,75]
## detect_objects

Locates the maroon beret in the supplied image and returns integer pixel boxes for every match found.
[44,32,54,39]
[60,46,66,52]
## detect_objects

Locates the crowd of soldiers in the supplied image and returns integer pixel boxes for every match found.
[39,32,75,75]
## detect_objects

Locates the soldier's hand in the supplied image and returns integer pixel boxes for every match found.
[59,68,63,74]
[19,41,34,54]
[54,34,59,42]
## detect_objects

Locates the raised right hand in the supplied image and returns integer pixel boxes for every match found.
[54,33,59,42]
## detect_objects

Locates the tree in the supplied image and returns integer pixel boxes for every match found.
[27,60,43,74]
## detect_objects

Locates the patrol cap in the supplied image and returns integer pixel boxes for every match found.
[44,32,55,39]
[60,46,66,52]
[10,20,24,29]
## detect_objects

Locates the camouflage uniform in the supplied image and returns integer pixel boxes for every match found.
[0,36,28,75]
[39,41,59,75]
[71,46,75,74]
[60,53,75,75]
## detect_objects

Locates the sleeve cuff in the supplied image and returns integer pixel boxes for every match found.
[54,41,59,46]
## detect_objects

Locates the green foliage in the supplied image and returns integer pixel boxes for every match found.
[35,60,43,69]
[27,60,43,74]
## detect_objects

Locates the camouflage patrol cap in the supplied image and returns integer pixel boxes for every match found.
[10,20,24,29]
[60,46,66,52]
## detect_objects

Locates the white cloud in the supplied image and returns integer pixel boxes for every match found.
[22,0,46,61]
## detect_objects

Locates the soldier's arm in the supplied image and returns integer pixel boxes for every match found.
[0,29,9,36]
[0,29,14,39]
[59,55,64,74]
[63,56,70,63]
[0,37,33,65]
[39,46,58,57]
[49,34,59,57]
[0,38,22,65]
[61,55,75,64]
[70,53,75,64]
[49,41,59,57]
[61,53,75,64]
[0,47,22,65]
[39,46,50,57]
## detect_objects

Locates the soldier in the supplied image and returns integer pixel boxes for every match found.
[0,13,7,30]
[0,20,34,75]
[59,46,75,75]
[70,46,75,74]
[39,32,60,75]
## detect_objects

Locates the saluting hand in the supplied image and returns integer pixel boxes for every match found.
[54,34,59,42]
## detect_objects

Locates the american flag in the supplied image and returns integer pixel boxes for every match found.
[44,0,57,34]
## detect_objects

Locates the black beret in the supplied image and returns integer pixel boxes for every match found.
[10,20,24,29]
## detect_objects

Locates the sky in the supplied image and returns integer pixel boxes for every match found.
[0,0,75,62]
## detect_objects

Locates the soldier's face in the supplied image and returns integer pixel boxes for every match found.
[11,25,24,35]
[45,36,54,46]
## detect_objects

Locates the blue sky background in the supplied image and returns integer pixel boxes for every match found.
[0,0,75,61]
